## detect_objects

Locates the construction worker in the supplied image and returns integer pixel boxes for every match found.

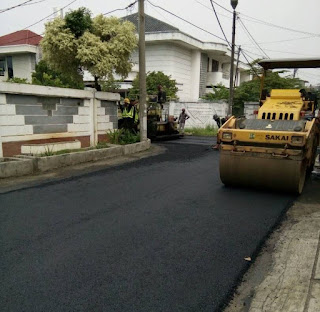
[119,98,134,130]
[131,99,139,132]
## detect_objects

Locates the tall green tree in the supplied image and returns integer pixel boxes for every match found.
[32,60,83,89]
[41,8,137,90]
[129,71,178,99]
[203,61,304,115]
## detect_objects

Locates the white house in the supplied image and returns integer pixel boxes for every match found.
[0,30,42,82]
[119,13,251,102]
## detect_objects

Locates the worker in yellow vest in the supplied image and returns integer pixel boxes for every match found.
[119,98,134,130]
[131,100,139,132]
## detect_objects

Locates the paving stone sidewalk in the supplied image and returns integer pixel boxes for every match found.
[225,164,320,312]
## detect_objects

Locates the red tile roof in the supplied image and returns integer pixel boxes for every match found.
[0,30,42,47]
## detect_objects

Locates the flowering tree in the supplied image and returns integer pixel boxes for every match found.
[41,8,137,89]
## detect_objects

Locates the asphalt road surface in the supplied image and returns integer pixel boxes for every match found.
[0,136,296,311]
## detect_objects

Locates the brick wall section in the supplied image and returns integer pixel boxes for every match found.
[3,136,90,157]
[98,134,110,143]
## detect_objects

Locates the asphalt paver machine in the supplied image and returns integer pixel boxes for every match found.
[218,58,320,193]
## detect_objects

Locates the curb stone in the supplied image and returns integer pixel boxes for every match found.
[0,139,151,178]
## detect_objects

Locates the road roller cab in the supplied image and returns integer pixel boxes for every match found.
[218,58,320,194]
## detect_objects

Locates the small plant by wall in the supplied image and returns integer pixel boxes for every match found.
[106,129,140,145]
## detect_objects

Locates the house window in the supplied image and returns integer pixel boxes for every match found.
[7,56,13,79]
[0,58,5,76]
[207,57,210,72]
[212,59,219,72]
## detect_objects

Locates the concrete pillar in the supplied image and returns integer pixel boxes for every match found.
[88,91,97,147]
[0,93,6,158]
[190,50,201,101]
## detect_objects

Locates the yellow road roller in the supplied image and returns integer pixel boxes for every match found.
[218,58,320,193]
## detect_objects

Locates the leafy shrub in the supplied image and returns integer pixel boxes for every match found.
[106,129,140,145]
[6,77,29,84]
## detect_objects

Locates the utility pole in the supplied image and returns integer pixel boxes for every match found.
[138,0,147,141]
[228,0,238,116]
[234,46,241,88]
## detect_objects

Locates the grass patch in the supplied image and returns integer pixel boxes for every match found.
[39,143,109,157]
[96,142,109,149]
[184,125,218,136]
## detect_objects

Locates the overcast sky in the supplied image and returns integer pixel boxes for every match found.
[1,0,320,85]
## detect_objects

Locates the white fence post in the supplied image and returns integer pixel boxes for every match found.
[0,93,7,157]
[88,90,97,147]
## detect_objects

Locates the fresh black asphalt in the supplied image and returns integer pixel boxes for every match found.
[0,136,296,311]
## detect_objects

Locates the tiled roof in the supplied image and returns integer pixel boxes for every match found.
[0,30,42,47]
[123,13,180,33]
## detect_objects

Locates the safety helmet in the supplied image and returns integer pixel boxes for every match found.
[124,98,130,104]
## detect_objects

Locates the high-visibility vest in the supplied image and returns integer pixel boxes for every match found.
[122,106,133,118]
[134,107,139,123]
[127,106,134,119]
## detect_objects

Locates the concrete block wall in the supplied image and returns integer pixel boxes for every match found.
[0,83,120,157]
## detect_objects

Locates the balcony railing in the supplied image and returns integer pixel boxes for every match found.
[222,72,230,80]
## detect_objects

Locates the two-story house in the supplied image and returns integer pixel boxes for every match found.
[0,30,42,82]
[120,13,251,102]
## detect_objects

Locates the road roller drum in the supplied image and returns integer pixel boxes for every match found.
[218,58,320,194]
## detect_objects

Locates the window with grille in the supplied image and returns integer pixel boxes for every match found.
[0,58,5,76]
[212,59,219,72]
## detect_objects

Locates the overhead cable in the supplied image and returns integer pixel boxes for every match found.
[103,1,137,16]
[238,17,269,59]
[203,0,320,37]
[241,35,317,47]
[22,0,78,30]
[0,0,34,13]
[146,0,227,43]
[3,0,77,45]
[240,50,261,80]
[209,0,231,48]
[195,0,231,19]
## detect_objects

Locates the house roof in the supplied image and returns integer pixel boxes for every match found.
[123,13,180,33]
[0,30,42,47]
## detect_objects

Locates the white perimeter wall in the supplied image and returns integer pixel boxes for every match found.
[131,43,193,101]
[0,82,120,157]
[165,100,228,128]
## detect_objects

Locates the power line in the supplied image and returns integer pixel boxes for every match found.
[147,3,173,25]
[0,0,34,13]
[209,0,231,48]
[3,0,138,45]
[239,13,320,38]
[240,50,261,79]
[22,0,78,30]
[205,0,320,37]
[241,49,264,59]
[2,0,77,45]
[241,35,318,47]
[147,0,260,80]
[23,0,47,5]
[195,0,231,19]
[262,48,319,57]
[146,0,227,43]
[103,1,137,16]
[210,0,232,14]
[238,17,269,59]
